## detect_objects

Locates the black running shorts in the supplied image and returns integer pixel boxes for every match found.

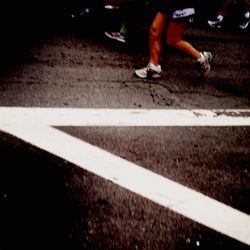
[155,0,196,23]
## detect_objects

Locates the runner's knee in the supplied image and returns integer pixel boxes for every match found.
[150,25,162,40]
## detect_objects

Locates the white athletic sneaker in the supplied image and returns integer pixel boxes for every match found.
[239,16,250,29]
[196,52,213,77]
[104,32,126,43]
[135,63,162,79]
[208,17,223,28]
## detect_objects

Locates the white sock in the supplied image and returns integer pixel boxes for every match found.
[244,12,250,18]
[217,15,224,21]
[149,63,161,72]
[197,53,205,62]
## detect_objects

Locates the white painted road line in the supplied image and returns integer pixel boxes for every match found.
[0,123,250,246]
[0,107,250,126]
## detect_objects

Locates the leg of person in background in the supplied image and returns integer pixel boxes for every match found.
[120,23,128,36]
[135,12,212,79]
[103,4,127,43]
[104,0,148,43]
[208,0,233,28]
[238,0,250,29]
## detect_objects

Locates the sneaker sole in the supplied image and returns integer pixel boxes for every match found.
[239,22,249,29]
[134,71,161,79]
[104,32,126,43]
[203,64,211,77]
[207,22,222,29]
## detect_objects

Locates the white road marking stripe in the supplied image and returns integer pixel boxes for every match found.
[0,107,250,126]
[0,123,250,246]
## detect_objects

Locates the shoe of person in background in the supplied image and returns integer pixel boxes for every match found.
[134,63,162,79]
[104,32,126,43]
[196,52,213,77]
[207,17,224,28]
[239,16,250,29]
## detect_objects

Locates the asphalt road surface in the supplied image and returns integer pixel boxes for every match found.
[0,7,250,250]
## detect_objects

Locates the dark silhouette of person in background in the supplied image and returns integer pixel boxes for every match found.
[208,0,250,29]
